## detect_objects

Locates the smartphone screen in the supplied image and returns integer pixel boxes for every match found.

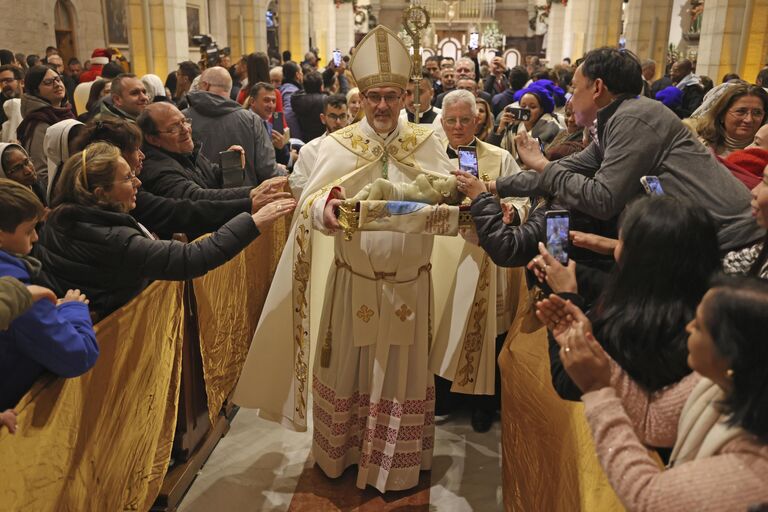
[469,33,479,50]
[640,176,664,195]
[506,107,531,121]
[545,210,570,265]
[272,112,284,134]
[333,49,342,67]
[457,146,479,177]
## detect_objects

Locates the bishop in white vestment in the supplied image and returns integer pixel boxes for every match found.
[233,26,457,492]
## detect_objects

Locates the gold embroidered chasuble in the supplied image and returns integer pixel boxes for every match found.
[430,139,530,395]
[232,117,458,431]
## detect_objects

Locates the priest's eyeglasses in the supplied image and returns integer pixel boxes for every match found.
[364,93,402,105]
[443,116,475,127]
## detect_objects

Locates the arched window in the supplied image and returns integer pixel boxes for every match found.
[503,48,521,69]
[55,0,77,65]
[438,38,461,60]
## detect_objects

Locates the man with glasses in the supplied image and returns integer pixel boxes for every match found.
[137,102,262,201]
[184,66,279,186]
[289,94,349,198]
[234,25,459,493]
[433,89,528,433]
[0,65,23,126]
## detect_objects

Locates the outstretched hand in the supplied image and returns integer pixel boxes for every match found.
[570,230,618,256]
[553,321,611,394]
[527,242,577,294]
[251,176,292,213]
[513,131,549,172]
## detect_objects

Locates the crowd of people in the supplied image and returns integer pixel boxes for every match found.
[1,30,768,510]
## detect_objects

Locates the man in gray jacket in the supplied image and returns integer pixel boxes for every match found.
[184,66,280,186]
[492,47,762,251]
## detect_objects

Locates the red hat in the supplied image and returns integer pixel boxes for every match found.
[90,48,111,65]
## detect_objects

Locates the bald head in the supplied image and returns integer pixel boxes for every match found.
[671,59,693,83]
[137,101,194,154]
[199,66,233,98]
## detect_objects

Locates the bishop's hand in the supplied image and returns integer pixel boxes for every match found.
[323,187,346,230]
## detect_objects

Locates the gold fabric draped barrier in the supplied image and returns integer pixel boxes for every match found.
[194,221,288,426]
[0,218,288,511]
[499,282,625,512]
[0,279,185,511]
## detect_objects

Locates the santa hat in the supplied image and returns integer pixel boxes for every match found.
[90,48,111,65]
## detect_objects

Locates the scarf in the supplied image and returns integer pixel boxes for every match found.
[17,102,75,149]
[676,73,702,90]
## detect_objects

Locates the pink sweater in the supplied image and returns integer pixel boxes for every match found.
[582,375,768,512]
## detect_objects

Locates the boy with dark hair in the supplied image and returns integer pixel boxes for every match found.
[0,178,98,413]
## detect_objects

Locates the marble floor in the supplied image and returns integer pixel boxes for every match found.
[178,404,503,511]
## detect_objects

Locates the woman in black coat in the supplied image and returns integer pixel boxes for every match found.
[37,141,295,320]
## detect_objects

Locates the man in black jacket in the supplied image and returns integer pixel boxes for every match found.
[291,71,327,142]
[137,102,255,201]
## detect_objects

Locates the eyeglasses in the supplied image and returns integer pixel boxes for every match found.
[8,157,33,174]
[157,118,192,135]
[115,171,139,185]
[728,108,765,119]
[41,76,63,87]
[443,116,475,127]
[325,113,348,122]
[364,93,402,105]
[0,77,17,85]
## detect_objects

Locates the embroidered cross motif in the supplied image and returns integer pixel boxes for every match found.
[357,305,374,323]
[395,304,412,322]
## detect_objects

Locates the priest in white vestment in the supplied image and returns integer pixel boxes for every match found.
[233,26,457,492]
[430,90,530,432]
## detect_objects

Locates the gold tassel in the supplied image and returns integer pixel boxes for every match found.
[320,329,333,368]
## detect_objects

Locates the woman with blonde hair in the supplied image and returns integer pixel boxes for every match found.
[696,83,767,157]
[36,141,295,319]
[346,87,364,123]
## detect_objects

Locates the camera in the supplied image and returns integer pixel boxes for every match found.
[505,106,532,121]
[192,34,230,69]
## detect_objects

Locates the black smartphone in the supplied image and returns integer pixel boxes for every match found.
[457,146,479,178]
[272,112,284,134]
[333,49,342,67]
[219,149,244,188]
[640,175,664,195]
[545,210,570,265]
[506,106,531,121]
[469,33,480,50]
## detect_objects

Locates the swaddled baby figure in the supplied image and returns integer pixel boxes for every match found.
[352,174,462,205]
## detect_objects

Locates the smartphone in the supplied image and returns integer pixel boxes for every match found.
[545,210,570,265]
[506,106,532,121]
[219,149,244,188]
[457,146,479,178]
[272,112,284,134]
[333,49,342,67]
[469,32,480,50]
[640,175,664,195]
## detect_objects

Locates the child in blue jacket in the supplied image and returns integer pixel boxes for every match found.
[0,178,98,412]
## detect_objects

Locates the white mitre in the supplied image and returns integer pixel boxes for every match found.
[349,25,412,92]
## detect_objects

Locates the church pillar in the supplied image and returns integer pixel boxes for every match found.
[545,1,566,65]
[562,0,589,60]
[312,0,337,64]
[162,0,192,74]
[623,0,674,79]
[279,0,310,60]
[126,0,171,78]
[697,0,768,81]
[584,0,623,50]
[336,2,356,56]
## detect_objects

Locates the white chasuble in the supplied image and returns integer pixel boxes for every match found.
[430,139,530,395]
[233,117,456,492]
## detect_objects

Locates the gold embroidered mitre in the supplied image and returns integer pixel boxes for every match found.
[350,25,412,92]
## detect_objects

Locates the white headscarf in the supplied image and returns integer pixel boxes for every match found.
[43,119,84,202]
[690,82,739,119]
[0,142,27,178]
[140,74,166,101]
[1,98,22,143]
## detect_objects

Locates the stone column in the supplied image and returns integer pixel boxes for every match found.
[545,1,566,65]
[562,0,589,60]
[162,0,192,73]
[623,0,675,79]
[279,0,310,60]
[335,2,356,56]
[585,0,623,50]
[311,0,336,63]
[698,0,768,81]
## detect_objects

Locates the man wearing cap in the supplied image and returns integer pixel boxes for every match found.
[79,49,111,83]
[234,26,458,492]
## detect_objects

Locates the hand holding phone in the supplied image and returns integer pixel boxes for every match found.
[220,149,245,188]
[272,112,284,134]
[506,106,532,121]
[469,33,480,50]
[333,49,342,67]
[457,146,479,178]
[640,176,664,195]
[545,210,570,265]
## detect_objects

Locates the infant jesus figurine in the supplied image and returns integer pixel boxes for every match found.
[352,174,463,205]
